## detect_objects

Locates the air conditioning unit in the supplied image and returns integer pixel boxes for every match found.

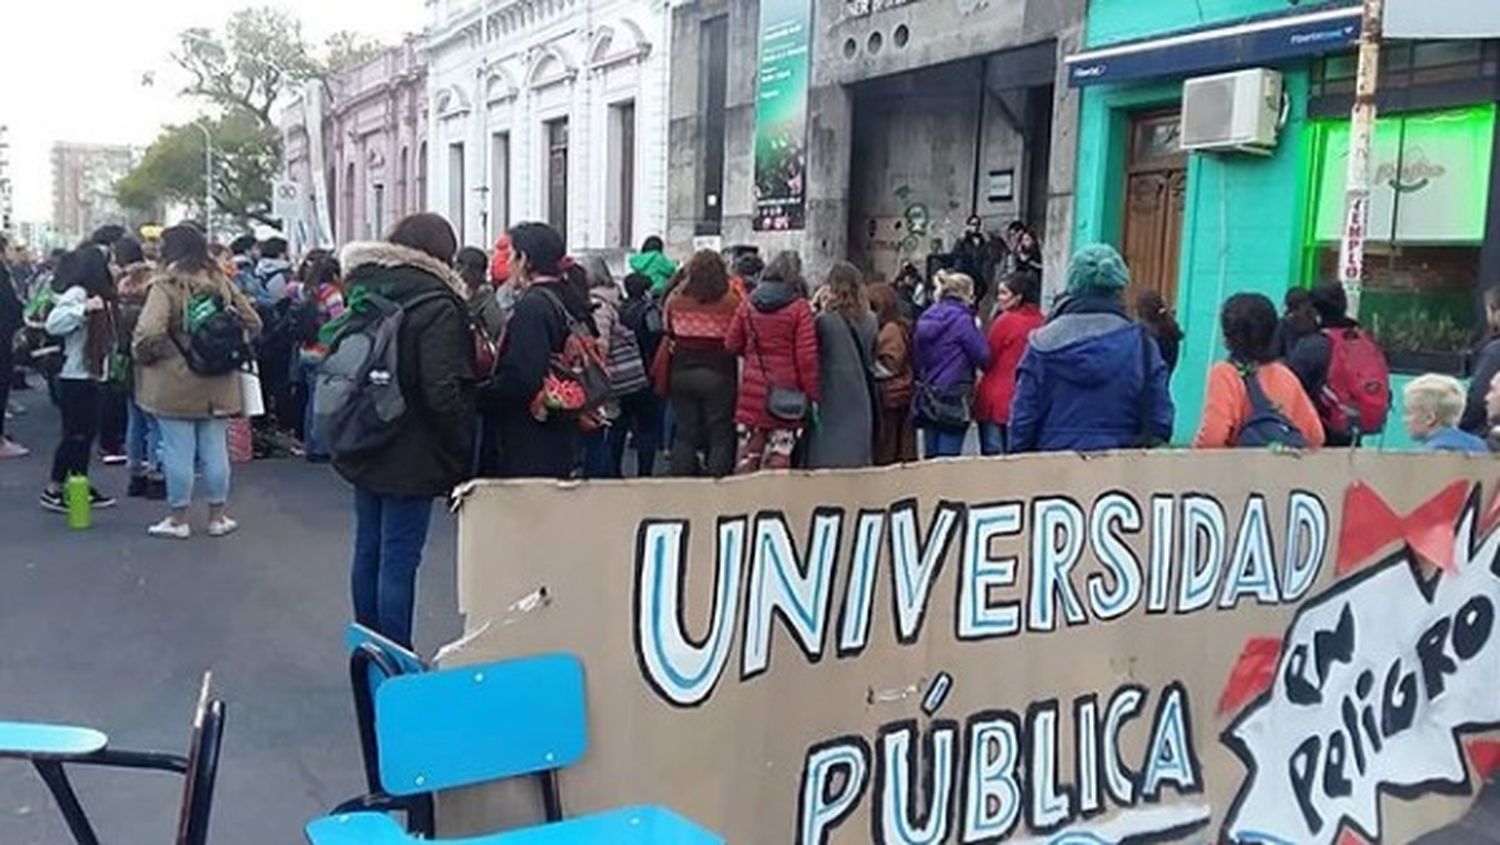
[1181,68,1283,155]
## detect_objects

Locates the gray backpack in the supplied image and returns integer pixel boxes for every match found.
[315,290,449,459]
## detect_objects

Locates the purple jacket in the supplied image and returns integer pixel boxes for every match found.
[914,298,990,392]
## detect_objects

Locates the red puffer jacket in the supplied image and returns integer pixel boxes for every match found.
[725,280,820,429]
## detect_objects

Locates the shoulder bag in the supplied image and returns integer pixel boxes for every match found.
[747,312,808,424]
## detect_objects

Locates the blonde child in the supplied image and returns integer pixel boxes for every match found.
[1404,374,1490,455]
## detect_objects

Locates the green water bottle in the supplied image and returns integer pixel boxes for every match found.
[65,474,91,531]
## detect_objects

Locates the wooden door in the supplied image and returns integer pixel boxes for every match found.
[1120,113,1187,309]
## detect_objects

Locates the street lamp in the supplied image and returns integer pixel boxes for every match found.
[192,119,214,242]
[140,67,215,241]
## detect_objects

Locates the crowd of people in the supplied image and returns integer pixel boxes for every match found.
[6,211,1500,649]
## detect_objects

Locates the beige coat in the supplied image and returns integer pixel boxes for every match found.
[132,266,262,419]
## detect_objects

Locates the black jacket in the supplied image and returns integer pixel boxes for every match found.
[0,262,23,343]
[1464,335,1500,435]
[486,278,596,479]
[1287,316,1361,447]
[332,242,477,498]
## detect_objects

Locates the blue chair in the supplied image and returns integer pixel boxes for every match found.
[305,653,722,845]
[0,672,226,845]
[336,624,435,835]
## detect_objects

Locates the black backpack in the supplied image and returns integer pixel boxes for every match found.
[177,293,253,376]
[315,290,450,460]
[620,296,664,360]
[1235,366,1308,449]
[281,297,323,346]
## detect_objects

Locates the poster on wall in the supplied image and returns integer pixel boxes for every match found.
[752,0,812,232]
[447,452,1500,844]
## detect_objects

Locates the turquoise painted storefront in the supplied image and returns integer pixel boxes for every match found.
[1072,0,1424,449]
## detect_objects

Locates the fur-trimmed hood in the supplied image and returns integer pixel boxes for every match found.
[339,240,467,299]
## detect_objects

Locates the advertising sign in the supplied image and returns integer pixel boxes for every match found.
[447,452,1500,844]
[752,0,812,232]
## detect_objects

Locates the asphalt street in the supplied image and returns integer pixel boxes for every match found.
[0,386,461,845]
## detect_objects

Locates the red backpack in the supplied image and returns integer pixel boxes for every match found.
[1319,327,1391,439]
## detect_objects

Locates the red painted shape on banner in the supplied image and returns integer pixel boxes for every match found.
[1336,828,1372,845]
[1405,482,1470,572]
[1337,482,1402,575]
[1337,481,1470,575]
[1218,637,1282,718]
[1467,739,1500,781]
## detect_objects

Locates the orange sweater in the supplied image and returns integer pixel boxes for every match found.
[1194,361,1326,449]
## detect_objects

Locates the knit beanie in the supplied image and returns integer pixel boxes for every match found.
[1065,244,1131,297]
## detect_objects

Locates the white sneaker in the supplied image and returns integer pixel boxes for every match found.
[148,518,191,540]
[0,439,29,459]
[207,517,239,538]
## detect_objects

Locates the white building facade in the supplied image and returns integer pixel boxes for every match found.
[424,0,671,254]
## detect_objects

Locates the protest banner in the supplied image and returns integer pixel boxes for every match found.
[445,450,1500,843]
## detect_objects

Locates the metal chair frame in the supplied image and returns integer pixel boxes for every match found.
[337,635,563,833]
[2,673,225,845]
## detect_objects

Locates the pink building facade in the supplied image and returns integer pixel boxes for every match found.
[281,40,429,248]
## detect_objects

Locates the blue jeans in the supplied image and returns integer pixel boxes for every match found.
[157,418,230,509]
[126,400,161,476]
[923,427,968,460]
[352,488,434,649]
[300,360,327,460]
[979,422,1008,457]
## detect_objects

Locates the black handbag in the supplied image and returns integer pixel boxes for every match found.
[747,314,809,424]
[915,382,973,430]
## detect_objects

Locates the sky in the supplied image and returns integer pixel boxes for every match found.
[0,0,429,221]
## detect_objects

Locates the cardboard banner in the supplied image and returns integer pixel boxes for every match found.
[751,0,811,232]
[448,452,1500,844]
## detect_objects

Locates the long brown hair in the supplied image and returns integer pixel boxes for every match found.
[821,261,869,320]
[1136,290,1184,342]
[866,282,905,327]
[680,250,729,303]
[54,247,117,377]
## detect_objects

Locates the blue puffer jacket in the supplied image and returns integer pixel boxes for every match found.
[1009,297,1174,453]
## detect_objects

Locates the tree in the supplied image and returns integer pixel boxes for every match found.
[322,31,388,76]
[173,6,320,129]
[118,6,388,229]
[116,110,280,226]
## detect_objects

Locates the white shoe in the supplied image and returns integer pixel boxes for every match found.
[207,517,238,538]
[0,439,29,459]
[148,518,191,540]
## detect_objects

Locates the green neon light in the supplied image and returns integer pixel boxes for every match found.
[1308,104,1495,245]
